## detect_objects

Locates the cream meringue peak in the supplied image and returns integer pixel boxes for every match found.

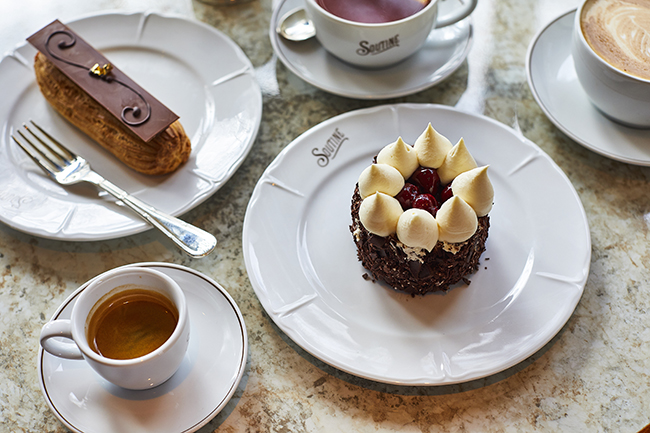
[451,166,494,217]
[437,138,478,185]
[397,208,439,251]
[358,164,405,199]
[436,196,478,243]
[376,137,419,179]
[413,123,452,169]
[359,192,403,237]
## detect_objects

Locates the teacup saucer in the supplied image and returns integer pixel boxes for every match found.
[38,263,248,433]
[270,0,473,99]
[526,10,650,166]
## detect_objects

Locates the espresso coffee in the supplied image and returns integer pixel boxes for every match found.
[580,0,650,80]
[87,287,178,360]
[316,0,430,23]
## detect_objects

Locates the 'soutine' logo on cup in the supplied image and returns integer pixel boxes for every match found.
[356,35,400,56]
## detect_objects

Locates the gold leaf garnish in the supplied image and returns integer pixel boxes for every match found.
[90,63,112,77]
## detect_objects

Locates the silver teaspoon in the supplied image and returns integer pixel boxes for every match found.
[276,8,316,41]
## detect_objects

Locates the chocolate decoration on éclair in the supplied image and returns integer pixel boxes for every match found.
[27,20,178,142]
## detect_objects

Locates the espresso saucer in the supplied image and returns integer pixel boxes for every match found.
[526,10,650,166]
[270,0,473,99]
[38,263,248,433]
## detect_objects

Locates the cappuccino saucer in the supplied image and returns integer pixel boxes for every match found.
[270,0,473,99]
[526,10,650,166]
[38,263,248,433]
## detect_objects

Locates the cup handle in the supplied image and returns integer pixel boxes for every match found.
[40,320,83,360]
[435,0,478,28]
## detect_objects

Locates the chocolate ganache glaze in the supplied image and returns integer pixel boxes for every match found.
[28,19,178,142]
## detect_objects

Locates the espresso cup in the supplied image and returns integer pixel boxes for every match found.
[571,0,650,128]
[303,0,477,68]
[40,267,190,390]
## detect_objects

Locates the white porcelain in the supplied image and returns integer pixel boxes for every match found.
[38,263,247,433]
[571,1,650,128]
[0,12,262,241]
[243,103,590,386]
[303,0,476,68]
[526,10,650,166]
[40,267,189,390]
[270,0,473,99]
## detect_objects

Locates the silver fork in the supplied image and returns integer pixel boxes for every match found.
[12,121,217,258]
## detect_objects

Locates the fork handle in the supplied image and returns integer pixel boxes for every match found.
[97,178,217,257]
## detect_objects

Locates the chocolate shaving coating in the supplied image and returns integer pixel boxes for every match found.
[350,185,489,296]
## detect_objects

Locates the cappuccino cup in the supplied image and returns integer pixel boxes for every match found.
[303,0,477,68]
[40,267,190,390]
[572,0,650,128]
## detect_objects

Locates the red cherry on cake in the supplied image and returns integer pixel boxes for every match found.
[412,193,439,216]
[396,183,419,209]
[408,167,440,195]
[440,184,453,203]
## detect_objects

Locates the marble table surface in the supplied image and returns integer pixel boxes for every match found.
[1,0,649,431]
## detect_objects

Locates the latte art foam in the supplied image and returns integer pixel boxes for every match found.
[581,0,650,80]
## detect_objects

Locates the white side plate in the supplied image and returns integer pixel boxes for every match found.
[0,12,262,240]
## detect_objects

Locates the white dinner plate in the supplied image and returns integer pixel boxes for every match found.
[38,262,248,433]
[269,0,473,99]
[0,12,262,240]
[243,103,590,385]
[526,10,650,166]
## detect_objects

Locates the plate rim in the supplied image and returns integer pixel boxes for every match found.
[37,261,248,433]
[0,10,263,241]
[242,102,591,386]
[525,8,650,167]
[269,0,474,100]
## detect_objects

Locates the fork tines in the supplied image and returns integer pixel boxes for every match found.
[12,121,74,173]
